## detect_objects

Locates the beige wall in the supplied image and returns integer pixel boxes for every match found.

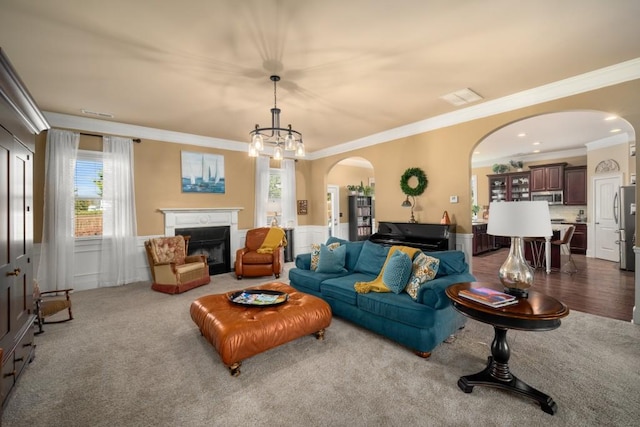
[305,79,640,235]
[32,79,640,241]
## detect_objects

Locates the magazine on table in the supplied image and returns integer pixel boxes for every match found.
[232,292,286,305]
[459,287,518,308]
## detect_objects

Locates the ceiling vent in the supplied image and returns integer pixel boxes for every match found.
[440,88,483,106]
[81,109,114,118]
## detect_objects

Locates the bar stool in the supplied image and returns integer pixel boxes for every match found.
[552,226,577,274]
[524,237,546,269]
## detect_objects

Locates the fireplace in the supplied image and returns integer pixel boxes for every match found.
[176,226,230,275]
[160,208,242,275]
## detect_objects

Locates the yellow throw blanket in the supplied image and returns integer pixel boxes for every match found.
[354,245,420,293]
[256,227,287,254]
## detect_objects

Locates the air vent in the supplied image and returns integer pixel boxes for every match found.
[440,88,483,106]
[81,109,114,118]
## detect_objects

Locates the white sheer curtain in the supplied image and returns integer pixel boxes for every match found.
[254,156,270,227]
[99,136,138,286]
[281,159,298,227]
[37,129,79,291]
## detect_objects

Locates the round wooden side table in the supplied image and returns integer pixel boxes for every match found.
[446,282,569,415]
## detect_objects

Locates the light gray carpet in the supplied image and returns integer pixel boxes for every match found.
[2,268,639,427]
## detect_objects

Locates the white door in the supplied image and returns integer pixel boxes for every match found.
[594,174,622,261]
[327,185,340,238]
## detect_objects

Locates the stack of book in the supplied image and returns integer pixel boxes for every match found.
[459,287,517,308]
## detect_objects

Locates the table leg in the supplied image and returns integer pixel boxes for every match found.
[545,237,551,274]
[457,327,558,415]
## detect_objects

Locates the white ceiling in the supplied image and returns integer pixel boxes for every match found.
[1,0,639,164]
[473,111,635,167]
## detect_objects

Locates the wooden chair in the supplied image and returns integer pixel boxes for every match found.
[34,282,73,335]
[552,225,577,274]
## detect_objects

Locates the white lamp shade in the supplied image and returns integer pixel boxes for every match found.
[487,201,552,237]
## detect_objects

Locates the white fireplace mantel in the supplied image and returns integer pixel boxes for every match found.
[160,208,243,259]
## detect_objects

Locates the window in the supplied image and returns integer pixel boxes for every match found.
[267,168,282,226]
[74,150,103,237]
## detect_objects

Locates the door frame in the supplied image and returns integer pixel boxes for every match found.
[327,185,340,239]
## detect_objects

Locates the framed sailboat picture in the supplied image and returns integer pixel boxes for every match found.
[181,151,225,193]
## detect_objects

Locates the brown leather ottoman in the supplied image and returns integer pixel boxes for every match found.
[190,282,332,376]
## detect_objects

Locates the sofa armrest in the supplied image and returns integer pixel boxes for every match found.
[295,253,312,270]
[417,273,476,309]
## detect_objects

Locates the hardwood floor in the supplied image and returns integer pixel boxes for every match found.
[471,248,636,322]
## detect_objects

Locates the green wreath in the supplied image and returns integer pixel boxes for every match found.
[400,167,428,196]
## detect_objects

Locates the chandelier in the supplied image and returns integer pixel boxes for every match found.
[248,75,305,159]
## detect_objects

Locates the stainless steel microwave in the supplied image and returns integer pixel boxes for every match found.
[531,190,563,205]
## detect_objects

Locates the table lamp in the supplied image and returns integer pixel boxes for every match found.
[487,201,552,297]
[401,195,417,223]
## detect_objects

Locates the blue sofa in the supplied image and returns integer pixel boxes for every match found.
[287,237,476,356]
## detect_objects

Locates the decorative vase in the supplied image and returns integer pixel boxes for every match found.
[440,210,451,225]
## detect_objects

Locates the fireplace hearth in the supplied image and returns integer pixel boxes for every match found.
[176,226,230,275]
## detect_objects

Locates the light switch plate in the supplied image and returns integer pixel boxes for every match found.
[450,195,458,203]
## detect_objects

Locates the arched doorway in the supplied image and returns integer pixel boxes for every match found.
[327,157,374,241]
[472,110,635,261]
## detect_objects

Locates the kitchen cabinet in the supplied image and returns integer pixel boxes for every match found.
[529,163,567,192]
[488,172,530,202]
[564,166,587,205]
[349,195,374,241]
[472,223,497,255]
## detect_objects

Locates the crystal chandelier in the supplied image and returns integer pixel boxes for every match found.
[248,75,305,159]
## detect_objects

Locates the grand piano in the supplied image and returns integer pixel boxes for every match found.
[369,222,455,251]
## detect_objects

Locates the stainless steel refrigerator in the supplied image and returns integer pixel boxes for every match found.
[617,185,636,271]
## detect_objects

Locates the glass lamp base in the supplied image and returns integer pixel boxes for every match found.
[503,286,529,298]
[499,236,534,299]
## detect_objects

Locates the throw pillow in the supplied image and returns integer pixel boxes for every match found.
[315,244,348,274]
[406,252,440,300]
[353,240,390,276]
[310,242,340,271]
[382,250,413,294]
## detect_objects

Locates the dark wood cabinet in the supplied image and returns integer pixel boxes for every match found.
[564,222,587,254]
[473,223,499,255]
[529,163,567,192]
[0,49,48,409]
[488,172,530,202]
[349,196,374,241]
[564,166,587,205]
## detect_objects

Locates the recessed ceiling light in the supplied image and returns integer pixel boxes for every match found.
[533,149,540,153]
[518,133,527,137]
[610,128,622,133]
[532,141,541,145]
[473,151,480,155]
[81,109,114,118]
[605,115,618,121]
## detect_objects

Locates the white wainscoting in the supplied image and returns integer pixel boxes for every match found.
[33,226,472,292]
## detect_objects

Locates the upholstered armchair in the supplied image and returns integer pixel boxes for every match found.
[144,235,211,294]
[235,227,286,280]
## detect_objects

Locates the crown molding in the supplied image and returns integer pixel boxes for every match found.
[43,111,247,152]
[585,132,631,151]
[45,58,640,160]
[308,57,640,160]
